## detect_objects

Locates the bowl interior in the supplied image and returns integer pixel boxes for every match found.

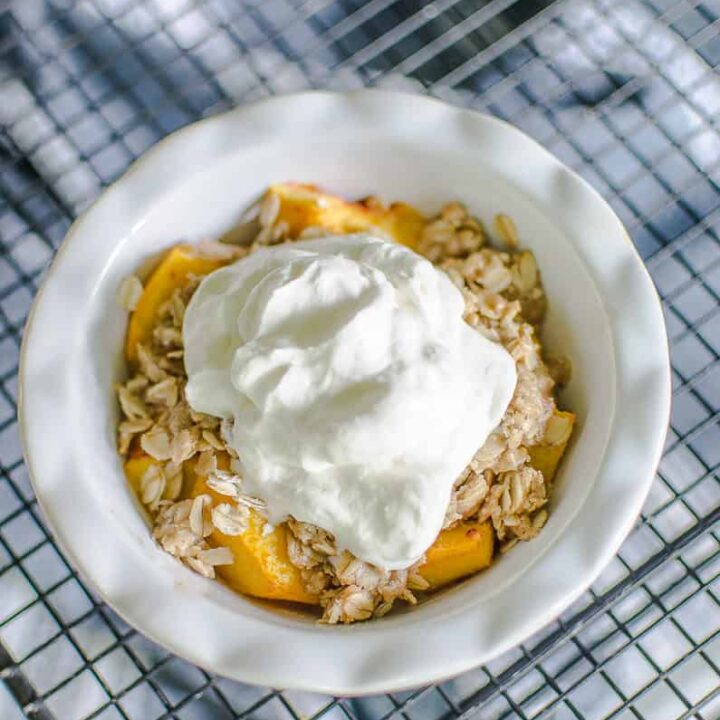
[79,135,614,626]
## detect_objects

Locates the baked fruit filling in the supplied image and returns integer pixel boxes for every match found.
[117,184,574,623]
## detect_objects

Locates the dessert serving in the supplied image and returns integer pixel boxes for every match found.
[116,183,575,624]
[21,91,671,691]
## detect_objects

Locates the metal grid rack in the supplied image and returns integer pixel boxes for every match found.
[1,0,719,717]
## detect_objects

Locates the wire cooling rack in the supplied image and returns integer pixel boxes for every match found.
[1,0,719,718]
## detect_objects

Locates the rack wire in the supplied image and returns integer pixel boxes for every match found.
[1,0,719,717]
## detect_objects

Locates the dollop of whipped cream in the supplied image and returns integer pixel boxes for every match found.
[183,234,516,569]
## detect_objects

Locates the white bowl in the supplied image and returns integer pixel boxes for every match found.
[19,90,670,695]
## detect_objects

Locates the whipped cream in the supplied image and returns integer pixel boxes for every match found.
[183,234,516,569]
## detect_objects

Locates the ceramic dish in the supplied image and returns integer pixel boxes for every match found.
[19,90,670,695]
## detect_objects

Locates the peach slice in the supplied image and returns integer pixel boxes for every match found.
[528,410,575,482]
[191,475,317,605]
[418,520,494,589]
[123,453,158,497]
[268,183,425,249]
[125,245,229,363]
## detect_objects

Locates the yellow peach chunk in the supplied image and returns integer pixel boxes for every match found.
[123,453,158,496]
[269,183,425,249]
[419,520,494,589]
[528,410,576,482]
[125,245,230,363]
[191,476,318,605]
[124,451,188,508]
